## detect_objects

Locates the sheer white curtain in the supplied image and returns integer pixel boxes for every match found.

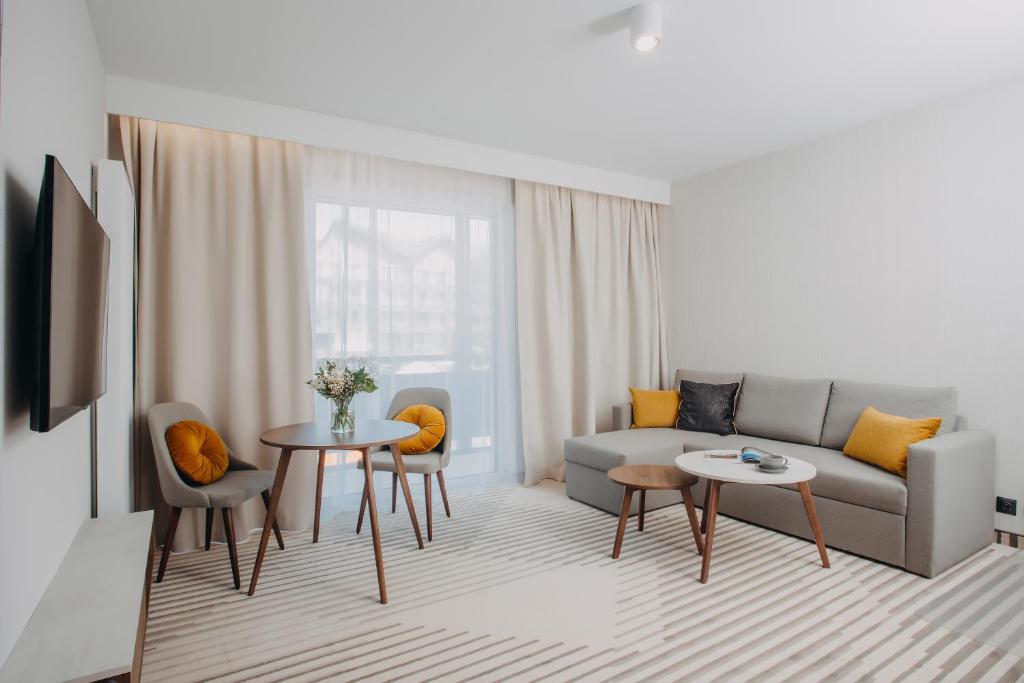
[306,148,520,512]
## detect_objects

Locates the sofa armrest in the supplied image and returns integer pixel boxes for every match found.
[612,403,633,431]
[905,429,995,577]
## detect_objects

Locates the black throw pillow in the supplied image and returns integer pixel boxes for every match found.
[676,380,740,435]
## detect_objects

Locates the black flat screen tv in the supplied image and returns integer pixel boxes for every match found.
[30,155,110,432]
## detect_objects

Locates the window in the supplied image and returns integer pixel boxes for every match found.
[307,148,519,508]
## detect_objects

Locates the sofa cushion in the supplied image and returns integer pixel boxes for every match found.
[629,387,680,428]
[820,379,958,450]
[733,373,832,446]
[676,380,739,435]
[564,429,730,472]
[687,435,908,515]
[842,407,942,477]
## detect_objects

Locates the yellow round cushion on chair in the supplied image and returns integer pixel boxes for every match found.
[165,420,230,485]
[394,404,446,454]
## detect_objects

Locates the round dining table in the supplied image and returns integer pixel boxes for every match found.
[247,419,421,603]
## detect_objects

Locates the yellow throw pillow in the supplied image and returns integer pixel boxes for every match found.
[629,387,680,428]
[165,420,230,485]
[843,406,942,477]
[394,404,446,454]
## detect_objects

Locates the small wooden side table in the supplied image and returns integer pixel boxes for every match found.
[249,419,420,603]
[607,464,705,560]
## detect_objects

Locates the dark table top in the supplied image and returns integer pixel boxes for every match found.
[259,419,419,450]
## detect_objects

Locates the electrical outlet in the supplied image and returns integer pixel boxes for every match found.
[996,497,1017,516]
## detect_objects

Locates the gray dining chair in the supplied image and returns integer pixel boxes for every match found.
[356,387,453,541]
[148,401,284,589]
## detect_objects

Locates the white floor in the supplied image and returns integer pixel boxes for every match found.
[142,481,1023,682]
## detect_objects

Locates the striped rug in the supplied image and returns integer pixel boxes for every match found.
[143,481,1024,682]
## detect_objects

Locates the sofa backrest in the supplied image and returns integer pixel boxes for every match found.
[820,380,958,450]
[733,373,833,446]
[672,368,744,389]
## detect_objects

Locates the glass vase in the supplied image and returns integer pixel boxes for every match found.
[330,398,355,434]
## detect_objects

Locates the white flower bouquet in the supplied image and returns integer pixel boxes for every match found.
[308,357,378,432]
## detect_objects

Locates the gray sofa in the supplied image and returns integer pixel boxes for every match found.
[564,369,995,577]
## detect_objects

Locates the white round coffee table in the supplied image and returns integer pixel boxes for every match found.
[675,449,830,583]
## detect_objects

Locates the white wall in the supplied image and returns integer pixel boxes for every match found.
[664,75,1024,533]
[94,160,135,516]
[0,0,106,665]
[105,76,671,205]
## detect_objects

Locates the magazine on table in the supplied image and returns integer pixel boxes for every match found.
[706,447,779,463]
[738,447,777,463]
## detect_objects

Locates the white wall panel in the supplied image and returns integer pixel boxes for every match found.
[665,75,1024,532]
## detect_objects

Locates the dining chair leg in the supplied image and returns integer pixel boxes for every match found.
[261,490,285,550]
[611,487,634,559]
[436,470,452,517]
[392,472,398,514]
[204,508,214,551]
[222,508,240,590]
[424,474,433,542]
[156,506,181,583]
[638,490,646,532]
[356,478,369,534]
[680,486,705,556]
[313,449,326,544]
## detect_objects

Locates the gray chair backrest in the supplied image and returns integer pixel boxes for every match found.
[386,387,453,468]
[147,401,255,509]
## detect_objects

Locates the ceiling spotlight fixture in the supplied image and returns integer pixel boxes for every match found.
[630,1,663,52]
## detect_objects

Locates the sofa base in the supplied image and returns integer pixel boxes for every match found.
[567,461,907,570]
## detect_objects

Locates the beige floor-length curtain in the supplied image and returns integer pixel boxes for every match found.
[119,117,315,550]
[515,180,668,485]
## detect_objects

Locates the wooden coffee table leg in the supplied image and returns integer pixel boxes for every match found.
[680,486,705,556]
[699,480,721,584]
[361,448,388,604]
[799,481,830,569]
[248,448,292,596]
[390,441,424,549]
[700,479,712,534]
[313,449,326,543]
[611,486,634,559]
[638,490,646,532]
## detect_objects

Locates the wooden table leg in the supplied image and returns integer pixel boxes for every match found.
[638,490,646,532]
[260,490,285,550]
[611,486,634,559]
[798,481,830,569]
[313,449,326,543]
[247,448,292,596]
[680,486,705,556]
[700,479,711,534]
[361,448,388,604]
[700,480,721,584]
[390,441,424,549]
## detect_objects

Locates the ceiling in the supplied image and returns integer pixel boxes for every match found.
[86,0,1024,182]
